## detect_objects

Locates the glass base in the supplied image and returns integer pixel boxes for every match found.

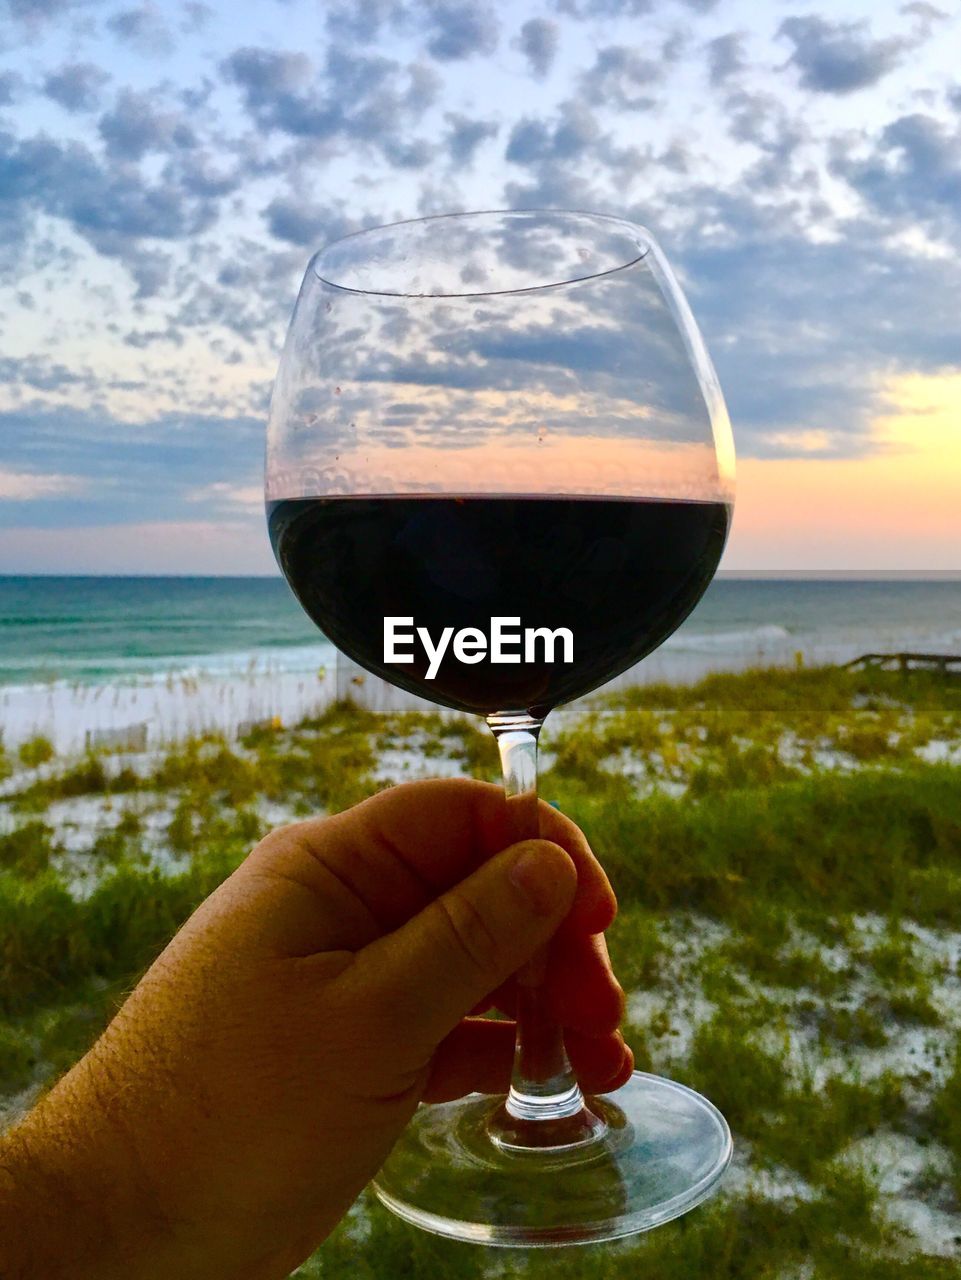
[372,1071,732,1247]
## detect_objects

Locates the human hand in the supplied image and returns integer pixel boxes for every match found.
[0,779,629,1280]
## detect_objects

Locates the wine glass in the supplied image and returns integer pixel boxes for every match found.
[266,210,735,1247]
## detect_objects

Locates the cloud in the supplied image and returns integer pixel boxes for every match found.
[831,112,961,239]
[264,197,356,248]
[221,45,437,164]
[381,137,435,168]
[0,403,264,527]
[324,45,400,102]
[0,71,23,105]
[180,1,212,33]
[443,112,498,164]
[506,100,601,166]
[423,1,499,61]
[505,120,551,166]
[0,131,223,283]
[169,150,240,200]
[1,0,77,25]
[0,354,87,391]
[124,245,172,298]
[221,48,329,137]
[900,2,950,36]
[705,33,746,88]
[721,89,806,176]
[581,44,662,110]
[186,481,263,509]
[778,15,909,94]
[325,0,409,44]
[501,98,646,212]
[173,242,304,343]
[106,3,175,56]
[664,197,961,454]
[43,61,110,112]
[0,467,86,499]
[515,18,559,78]
[551,0,653,18]
[503,163,610,217]
[98,88,196,159]
[123,324,184,349]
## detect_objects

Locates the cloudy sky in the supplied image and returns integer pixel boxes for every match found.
[1,0,959,573]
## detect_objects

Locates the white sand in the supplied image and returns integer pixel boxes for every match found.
[0,632,875,757]
[626,911,961,1257]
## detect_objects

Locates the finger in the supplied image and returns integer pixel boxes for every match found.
[614,1043,635,1089]
[481,930,624,1033]
[538,803,617,935]
[423,1019,516,1102]
[342,838,577,1053]
[252,780,613,943]
[474,979,514,1018]
[425,1022,632,1104]
[546,932,625,1036]
[567,1030,634,1093]
[269,781,521,936]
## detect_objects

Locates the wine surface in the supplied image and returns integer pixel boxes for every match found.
[268,496,730,717]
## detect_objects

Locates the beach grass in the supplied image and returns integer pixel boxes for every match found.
[1,663,961,1273]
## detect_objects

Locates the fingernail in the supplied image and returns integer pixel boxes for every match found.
[509,846,562,916]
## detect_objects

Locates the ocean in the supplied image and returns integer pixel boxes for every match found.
[2,575,960,689]
[1,575,959,752]
[0,577,332,686]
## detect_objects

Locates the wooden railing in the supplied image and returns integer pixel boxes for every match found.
[845,652,961,675]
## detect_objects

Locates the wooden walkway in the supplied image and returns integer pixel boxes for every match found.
[846,652,961,675]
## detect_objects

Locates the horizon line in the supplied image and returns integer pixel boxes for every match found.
[0,570,959,581]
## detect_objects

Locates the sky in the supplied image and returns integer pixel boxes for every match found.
[1,0,959,574]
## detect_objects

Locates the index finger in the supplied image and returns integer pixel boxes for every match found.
[538,800,616,936]
[260,778,616,939]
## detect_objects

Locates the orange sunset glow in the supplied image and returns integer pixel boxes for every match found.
[726,373,961,570]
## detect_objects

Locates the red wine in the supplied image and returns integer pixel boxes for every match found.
[268,496,730,717]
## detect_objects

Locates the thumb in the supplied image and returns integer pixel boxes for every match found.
[347,839,577,1052]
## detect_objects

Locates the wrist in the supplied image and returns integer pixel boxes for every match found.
[0,1046,300,1280]
[0,1055,178,1280]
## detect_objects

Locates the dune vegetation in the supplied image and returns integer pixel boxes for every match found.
[1,664,960,1276]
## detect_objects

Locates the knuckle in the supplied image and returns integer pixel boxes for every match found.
[435,890,501,974]
[250,819,310,860]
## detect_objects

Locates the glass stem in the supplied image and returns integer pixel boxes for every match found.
[486,713,605,1151]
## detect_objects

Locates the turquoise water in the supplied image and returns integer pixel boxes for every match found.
[0,575,959,688]
[0,577,329,686]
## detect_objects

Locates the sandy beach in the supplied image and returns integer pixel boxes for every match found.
[1,573,960,1278]
[3,661,961,1276]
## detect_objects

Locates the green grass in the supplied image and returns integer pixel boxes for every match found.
[10,755,142,811]
[17,735,55,770]
[0,854,241,1014]
[605,905,664,990]
[567,765,961,925]
[0,978,126,1097]
[2,664,961,1274]
[930,1045,961,1198]
[294,1170,960,1280]
[0,821,59,878]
